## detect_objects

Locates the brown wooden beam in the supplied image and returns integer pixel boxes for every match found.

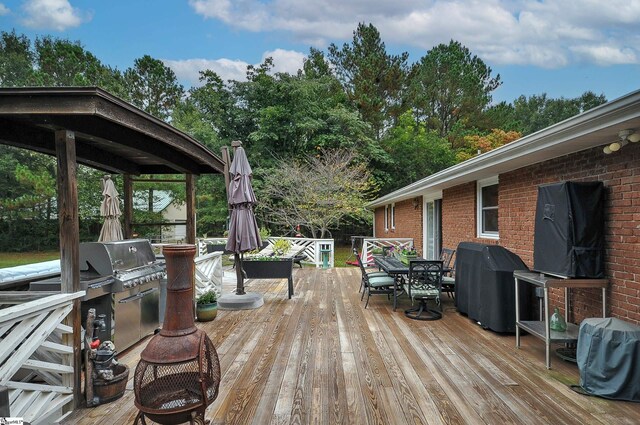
[54,130,82,409]
[186,174,196,245]
[0,118,141,174]
[39,115,201,174]
[124,174,133,239]
[129,178,187,183]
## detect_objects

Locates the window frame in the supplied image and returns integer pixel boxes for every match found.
[390,203,395,230]
[384,204,389,232]
[476,177,499,239]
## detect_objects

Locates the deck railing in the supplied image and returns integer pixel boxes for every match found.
[362,238,414,266]
[0,291,85,424]
[194,251,224,297]
[197,237,335,268]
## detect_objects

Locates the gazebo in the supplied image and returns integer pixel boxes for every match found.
[0,87,225,418]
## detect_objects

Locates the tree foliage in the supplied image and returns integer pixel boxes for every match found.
[0,27,612,248]
[258,150,376,238]
[456,128,522,162]
[124,55,184,120]
[328,23,409,140]
[379,112,456,193]
[408,40,501,142]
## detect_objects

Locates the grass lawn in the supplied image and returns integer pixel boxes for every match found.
[0,251,60,268]
[333,244,357,268]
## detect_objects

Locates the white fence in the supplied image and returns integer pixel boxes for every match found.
[197,237,335,268]
[0,291,85,424]
[362,238,414,266]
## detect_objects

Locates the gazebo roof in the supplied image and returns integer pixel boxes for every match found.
[0,87,224,175]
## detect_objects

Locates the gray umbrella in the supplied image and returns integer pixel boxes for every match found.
[225,147,262,294]
[98,175,123,242]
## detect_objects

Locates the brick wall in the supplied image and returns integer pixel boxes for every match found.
[499,143,640,325]
[441,143,640,325]
[441,182,499,251]
[373,198,423,255]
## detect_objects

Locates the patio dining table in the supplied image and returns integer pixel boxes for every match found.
[373,255,450,310]
[372,255,417,310]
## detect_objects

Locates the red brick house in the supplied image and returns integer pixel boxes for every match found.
[368,90,640,325]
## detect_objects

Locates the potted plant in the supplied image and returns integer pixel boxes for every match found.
[398,247,418,265]
[196,290,218,322]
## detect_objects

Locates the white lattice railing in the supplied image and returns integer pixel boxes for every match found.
[0,291,85,425]
[362,238,414,266]
[194,251,224,298]
[196,238,228,256]
[197,237,335,268]
[264,237,334,268]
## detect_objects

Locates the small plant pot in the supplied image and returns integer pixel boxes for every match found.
[196,302,218,322]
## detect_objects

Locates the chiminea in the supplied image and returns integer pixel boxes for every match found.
[134,245,220,425]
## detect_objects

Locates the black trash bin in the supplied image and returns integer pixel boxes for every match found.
[455,242,532,333]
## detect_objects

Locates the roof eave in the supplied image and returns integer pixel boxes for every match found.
[367,89,640,209]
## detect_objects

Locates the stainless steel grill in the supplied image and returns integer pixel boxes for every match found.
[30,239,166,352]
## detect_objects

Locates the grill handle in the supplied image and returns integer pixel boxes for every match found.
[118,287,159,303]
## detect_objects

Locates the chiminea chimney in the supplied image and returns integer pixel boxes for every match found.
[133,245,220,425]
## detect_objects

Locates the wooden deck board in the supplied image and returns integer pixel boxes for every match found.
[63,267,640,425]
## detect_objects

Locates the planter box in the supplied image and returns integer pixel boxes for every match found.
[398,253,418,265]
[242,259,294,298]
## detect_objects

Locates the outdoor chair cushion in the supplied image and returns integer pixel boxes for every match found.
[403,283,440,300]
[369,276,395,288]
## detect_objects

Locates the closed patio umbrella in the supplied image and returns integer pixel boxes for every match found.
[225,146,262,295]
[98,175,123,242]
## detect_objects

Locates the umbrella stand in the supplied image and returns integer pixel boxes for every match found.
[235,253,245,295]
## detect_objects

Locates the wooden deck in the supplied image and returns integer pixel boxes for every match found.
[63,268,640,425]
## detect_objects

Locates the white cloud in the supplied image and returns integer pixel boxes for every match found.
[571,45,638,66]
[188,0,640,68]
[163,58,249,86]
[164,49,306,87]
[21,0,89,31]
[0,3,10,16]
[262,49,306,74]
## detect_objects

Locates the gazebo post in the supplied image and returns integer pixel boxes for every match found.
[54,129,82,408]
[123,174,133,239]
[186,174,196,244]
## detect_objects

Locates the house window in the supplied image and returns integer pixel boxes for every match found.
[477,177,499,239]
[390,203,395,230]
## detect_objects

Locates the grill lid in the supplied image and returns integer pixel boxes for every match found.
[80,239,158,275]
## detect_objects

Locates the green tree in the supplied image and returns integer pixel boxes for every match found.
[258,149,376,238]
[124,55,184,120]
[302,47,332,79]
[328,23,409,140]
[380,111,455,193]
[512,91,607,135]
[34,36,125,93]
[408,40,501,143]
[0,30,36,86]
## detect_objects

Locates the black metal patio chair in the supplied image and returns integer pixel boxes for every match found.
[355,249,396,308]
[403,260,444,320]
[354,248,391,294]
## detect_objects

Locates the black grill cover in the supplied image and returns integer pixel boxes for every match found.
[455,242,531,333]
[577,318,640,402]
[533,181,605,278]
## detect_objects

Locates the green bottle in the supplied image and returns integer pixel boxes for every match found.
[550,307,567,332]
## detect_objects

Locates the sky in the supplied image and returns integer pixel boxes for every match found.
[0,0,639,104]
